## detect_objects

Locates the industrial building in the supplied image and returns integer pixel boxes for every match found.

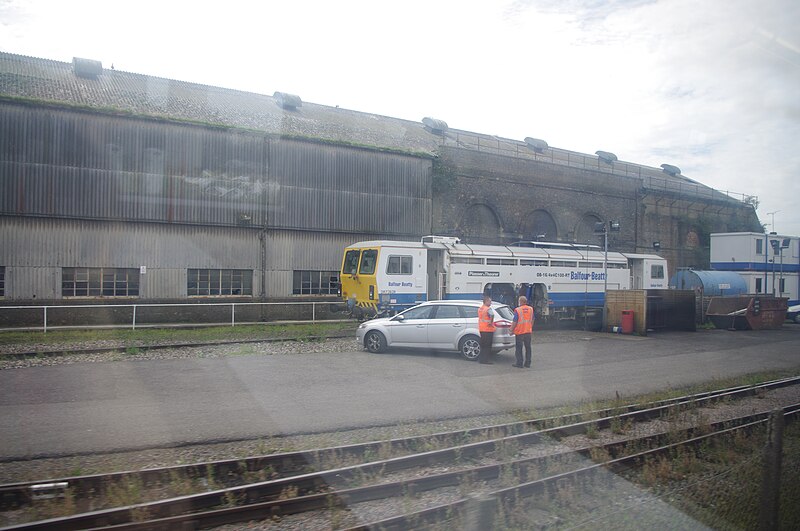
[710,232,799,305]
[0,52,762,308]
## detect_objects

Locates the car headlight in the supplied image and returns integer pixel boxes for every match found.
[358,323,367,329]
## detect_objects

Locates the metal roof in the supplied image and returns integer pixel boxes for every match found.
[0,51,747,204]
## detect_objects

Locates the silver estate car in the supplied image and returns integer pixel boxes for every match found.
[356,300,516,360]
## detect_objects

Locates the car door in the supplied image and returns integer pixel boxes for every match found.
[385,304,433,347]
[426,304,467,349]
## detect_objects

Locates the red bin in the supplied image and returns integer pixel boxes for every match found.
[621,310,634,334]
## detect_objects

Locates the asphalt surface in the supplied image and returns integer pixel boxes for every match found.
[1,327,799,459]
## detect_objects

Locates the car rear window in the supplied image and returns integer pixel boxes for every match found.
[495,305,514,320]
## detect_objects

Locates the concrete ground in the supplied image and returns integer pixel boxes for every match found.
[1,326,799,460]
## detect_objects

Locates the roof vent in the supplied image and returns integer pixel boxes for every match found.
[595,150,617,164]
[422,117,448,135]
[72,57,103,79]
[661,163,681,176]
[524,137,548,152]
[274,92,302,110]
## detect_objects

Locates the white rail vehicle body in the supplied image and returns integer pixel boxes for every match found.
[341,237,668,318]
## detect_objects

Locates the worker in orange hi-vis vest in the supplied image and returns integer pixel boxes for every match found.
[477,293,496,364]
[511,295,535,368]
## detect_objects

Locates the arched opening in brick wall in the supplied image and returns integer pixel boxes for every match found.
[575,213,603,245]
[457,203,503,244]
[518,209,558,241]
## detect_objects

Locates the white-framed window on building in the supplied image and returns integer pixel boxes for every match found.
[755,278,762,293]
[187,269,253,296]
[386,255,413,275]
[62,267,140,297]
[756,238,763,255]
[651,264,665,279]
[779,278,785,294]
[292,270,339,295]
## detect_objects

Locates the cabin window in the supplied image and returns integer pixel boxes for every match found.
[550,261,578,268]
[451,257,484,264]
[651,264,665,279]
[342,250,360,275]
[292,270,339,295]
[358,250,378,275]
[387,255,413,275]
[756,239,763,255]
[188,269,252,296]
[578,262,605,268]
[486,258,517,266]
[63,267,140,297]
[608,263,628,269]
[520,259,549,266]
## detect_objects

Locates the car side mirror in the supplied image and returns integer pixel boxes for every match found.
[393,314,405,322]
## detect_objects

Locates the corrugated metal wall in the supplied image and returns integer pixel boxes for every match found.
[0,216,402,300]
[0,102,432,235]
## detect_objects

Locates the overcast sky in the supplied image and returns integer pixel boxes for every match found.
[2,0,798,236]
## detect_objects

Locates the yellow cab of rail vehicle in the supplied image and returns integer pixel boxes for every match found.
[341,245,381,315]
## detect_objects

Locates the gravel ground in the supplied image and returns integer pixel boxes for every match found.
[0,330,609,370]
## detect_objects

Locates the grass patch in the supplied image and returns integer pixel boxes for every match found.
[0,322,356,349]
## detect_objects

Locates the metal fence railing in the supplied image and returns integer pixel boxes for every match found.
[0,301,341,333]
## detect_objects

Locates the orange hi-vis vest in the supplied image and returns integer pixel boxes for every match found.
[478,305,496,332]
[513,305,534,335]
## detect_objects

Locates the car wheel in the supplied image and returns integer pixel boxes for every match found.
[365,330,387,353]
[459,335,481,361]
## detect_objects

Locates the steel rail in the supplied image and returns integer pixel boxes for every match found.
[3,379,798,531]
[35,403,800,531]
[345,403,800,531]
[3,375,796,508]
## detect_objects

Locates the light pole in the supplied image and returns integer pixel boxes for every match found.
[595,220,620,330]
[766,210,780,232]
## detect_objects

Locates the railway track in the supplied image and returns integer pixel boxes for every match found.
[0,331,355,360]
[2,376,799,530]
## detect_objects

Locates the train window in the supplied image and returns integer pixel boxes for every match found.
[293,270,339,295]
[342,250,360,275]
[520,259,549,266]
[550,260,578,267]
[386,255,413,275]
[578,262,604,268]
[188,269,252,296]
[486,258,517,265]
[451,256,484,264]
[651,264,665,279]
[359,250,378,275]
[608,263,628,269]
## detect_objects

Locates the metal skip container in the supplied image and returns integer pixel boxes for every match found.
[706,296,788,330]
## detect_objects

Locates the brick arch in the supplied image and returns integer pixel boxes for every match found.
[457,202,504,244]
[574,212,603,244]
[518,209,558,241]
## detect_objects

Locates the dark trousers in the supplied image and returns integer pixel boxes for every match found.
[479,331,494,363]
[515,333,532,367]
